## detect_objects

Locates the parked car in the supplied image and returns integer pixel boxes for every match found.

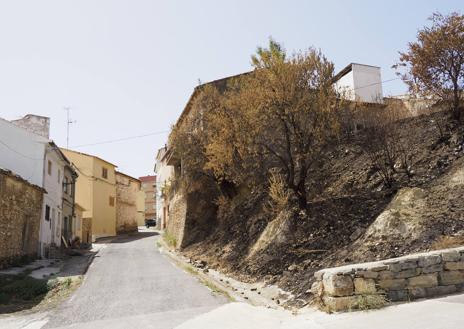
[145,219,156,228]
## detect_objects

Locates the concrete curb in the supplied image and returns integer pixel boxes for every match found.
[156,234,291,310]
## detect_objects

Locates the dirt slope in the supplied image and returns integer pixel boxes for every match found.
[182,111,464,305]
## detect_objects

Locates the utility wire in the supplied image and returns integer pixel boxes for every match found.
[352,77,401,91]
[0,139,43,161]
[71,130,169,148]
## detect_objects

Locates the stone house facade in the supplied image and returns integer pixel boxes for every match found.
[0,169,44,268]
[139,175,156,223]
[116,171,141,234]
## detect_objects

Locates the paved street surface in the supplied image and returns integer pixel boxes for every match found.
[0,228,227,329]
[176,294,464,329]
[45,228,227,329]
[1,228,464,329]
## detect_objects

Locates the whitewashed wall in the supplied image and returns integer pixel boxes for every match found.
[155,155,174,229]
[334,64,383,103]
[40,146,66,253]
[0,118,46,187]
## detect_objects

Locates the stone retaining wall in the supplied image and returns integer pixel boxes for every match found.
[0,169,44,268]
[312,246,464,312]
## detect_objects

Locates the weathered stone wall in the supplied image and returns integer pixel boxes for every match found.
[312,246,464,312]
[0,170,44,268]
[10,114,50,139]
[165,193,187,248]
[116,173,140,234]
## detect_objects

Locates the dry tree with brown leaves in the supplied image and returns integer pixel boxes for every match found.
[394,12,464,121]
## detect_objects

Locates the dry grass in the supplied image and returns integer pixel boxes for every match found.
[356,294,389,311]
[431,235,464,250]
[267,172,291,213]
[163,232,178,249]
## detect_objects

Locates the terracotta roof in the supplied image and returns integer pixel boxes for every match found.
[139,175,156,183]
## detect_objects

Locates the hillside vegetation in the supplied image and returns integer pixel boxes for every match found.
[182,111,464,304]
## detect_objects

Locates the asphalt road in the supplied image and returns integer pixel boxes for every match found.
[44,228,228,329]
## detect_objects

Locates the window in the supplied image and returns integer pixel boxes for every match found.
[102,167,108,179]
[63,177,68,193]
[109,196,115,207]
[45,205,50,221]
[58,169,61,183]
[48,160,52,175]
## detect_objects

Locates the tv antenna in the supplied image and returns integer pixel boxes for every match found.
[64,107,76,148]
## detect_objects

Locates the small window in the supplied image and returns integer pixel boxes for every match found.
[102,167,108,179]
[109,196,115,206]
[48,160,52,176]
[45,205,50,221]
[58,169,61,183]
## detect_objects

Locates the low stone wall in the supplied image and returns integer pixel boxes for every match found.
[312,246,464,312]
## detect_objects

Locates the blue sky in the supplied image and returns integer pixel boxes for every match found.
[0,1,462,177]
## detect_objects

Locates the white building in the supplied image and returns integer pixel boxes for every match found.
[154,146,174,230]
[40,142,69,255]
[0,115,68,257]
[334,63,383,103]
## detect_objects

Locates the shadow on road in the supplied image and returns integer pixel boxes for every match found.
[102,231,159,244]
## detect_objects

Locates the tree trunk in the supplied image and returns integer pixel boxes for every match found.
[452,82,461,121]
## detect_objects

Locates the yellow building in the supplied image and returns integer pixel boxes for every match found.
[61,149,117,240]
[73,203,92,244]
[115,171,141,234]
[136,190,145,226]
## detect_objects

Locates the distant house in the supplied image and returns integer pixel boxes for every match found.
[0,115,75,258]
[139,175,157,224]
[61,149,118,240]
[333,63,383,104]
[154,147,174,231]
[115,171,141,234]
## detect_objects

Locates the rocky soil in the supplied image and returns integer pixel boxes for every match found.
[182,111,464,307]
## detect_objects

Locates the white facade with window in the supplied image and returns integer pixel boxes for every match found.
[0,117,67,257]
[40,143,67,255]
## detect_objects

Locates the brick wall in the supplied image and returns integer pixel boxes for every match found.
[0,170,44,268]
[312,246,464,312]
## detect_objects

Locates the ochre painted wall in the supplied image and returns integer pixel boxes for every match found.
[61,149,117,239]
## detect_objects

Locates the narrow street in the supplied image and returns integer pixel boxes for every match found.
[38,228,227,329]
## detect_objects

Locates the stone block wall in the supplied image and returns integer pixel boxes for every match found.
[165,193,187,249]
[312,246,464,312]
[0,170,44,268]
[115,173,139,234]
